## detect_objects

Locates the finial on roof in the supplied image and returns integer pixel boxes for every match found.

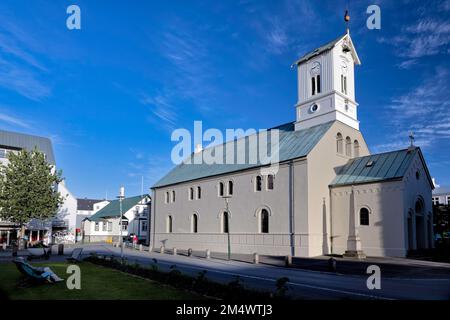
[344,9,350,33]
[409,131,415,148]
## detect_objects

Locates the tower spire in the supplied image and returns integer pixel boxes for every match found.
[344,9,350,33]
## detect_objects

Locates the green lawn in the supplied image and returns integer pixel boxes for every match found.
[0,261,201,300]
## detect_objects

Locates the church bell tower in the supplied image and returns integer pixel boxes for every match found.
[293,30,361,131]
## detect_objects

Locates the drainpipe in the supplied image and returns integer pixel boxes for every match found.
[288,160,295,256]
[151,189,156,247]
[329,187,333,254]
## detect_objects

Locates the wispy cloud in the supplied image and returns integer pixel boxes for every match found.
[0,109,30,128]
[372,68,450,152]
[140,94,178,131]
[0,16,51,100]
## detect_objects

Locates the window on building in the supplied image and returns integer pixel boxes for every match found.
[353,140,360,157]
[121,221,128,231]
[310,62,321,96]
[165,192,169,204]
[336,133,343,154]
[167,216,172,233]
[311,77,316,95]
[95,222,99,231]
[341,75,347,94]
[267,175,274,190]
[142,221,148,232]
[228,180,233,196]
[447,196,450,205]
[345,137,352,157]
[219,182,224,197]
[256,176,262,191]
[189,187,194,200]
[432,197,439,205]
[107,222,112,232]
[197,186,201,199]
[317,74,321,94]
[172,190,175,202]
[360,208,370,226]
[222,212,229,233]
[261,209,269,233]
[192,214,198,233]
[0,149,6,158]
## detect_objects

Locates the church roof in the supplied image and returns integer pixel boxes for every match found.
[330,147,433,188]
[86,195,149,221]
[152,121,334,188]
[294,34,345,65]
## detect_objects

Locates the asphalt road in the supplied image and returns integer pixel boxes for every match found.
[77,244,450,300]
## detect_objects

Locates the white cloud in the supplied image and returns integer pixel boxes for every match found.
[0,110,30,128]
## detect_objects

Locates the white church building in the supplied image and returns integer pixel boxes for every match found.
[149,32,434,258]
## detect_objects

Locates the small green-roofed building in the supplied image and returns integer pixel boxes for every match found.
[83,195,150,243]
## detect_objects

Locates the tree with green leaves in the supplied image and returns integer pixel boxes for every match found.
[0,148,63,248]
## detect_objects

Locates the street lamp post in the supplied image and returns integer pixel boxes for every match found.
[118,186,125,261]
[223,196,232,261]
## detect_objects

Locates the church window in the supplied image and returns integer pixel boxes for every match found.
[260,209,269,233]
[267,174,274,190]
[255,176,262,191]
[336,133,343,154]
[192,214,198,233]
[222,212,229,233]
[189,187,194,200]
[172,190,175,202]
[228,180,233,196]
[167,215,173,233]
[197,186,201,199]
[354,140,360,157]
[165,191,169,204]
[345,137,352,156]
[360,208,369,226]
[218,182,224,197]
[310,62,321,96]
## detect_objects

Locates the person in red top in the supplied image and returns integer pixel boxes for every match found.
[133,234,138,246]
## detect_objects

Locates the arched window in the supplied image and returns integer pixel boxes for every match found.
[260,209,269,233]
[167,215,173,233]
[415,199,423,215]
[353,140,360,157]
[165,192,169,204]
[345,136,352,156]
[310,62,321,96]
[189,187,194,200]
[228,180,233,196]
[197,186,201,199]
[360,208,369,226]
[336,133,343,154]
[219,182,224,197]
[172,190,175,202]
[341,74,347,94]
[192,214,198,233]
[256,176,262,191]
[267,174,274,190]
[222,212,229,233]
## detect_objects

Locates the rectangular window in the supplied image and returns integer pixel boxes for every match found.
[95,222,99,231]
[107,222,112,232]
[142,221,148,232]
[317,75,321,93]
[344,76,347,94]
[267,175,274,190]
[311,77,315,95]
[102,222,107,231]
[0,149,6,158]
[121,221,128,231]
[447,196,450,205]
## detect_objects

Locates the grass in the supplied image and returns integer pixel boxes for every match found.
[0,261,201,300]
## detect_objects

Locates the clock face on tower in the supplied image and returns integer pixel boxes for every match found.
[341,63,348,75]
[310,61,320,76]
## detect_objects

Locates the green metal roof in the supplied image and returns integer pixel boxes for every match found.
[330,147,429,187]
[87,195,149,221]
[152,121,334,188]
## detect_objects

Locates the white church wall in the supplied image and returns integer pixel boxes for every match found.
[331,181,406,257]
[152,162,304,255]
[306,121,370,257]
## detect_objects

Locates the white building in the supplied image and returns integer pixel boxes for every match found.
[432,187,450,206]
[76,198,110,228]
[149,32,434,258]
[82,195,150,243]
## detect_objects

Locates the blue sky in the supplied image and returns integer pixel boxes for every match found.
[0,0,449,199]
